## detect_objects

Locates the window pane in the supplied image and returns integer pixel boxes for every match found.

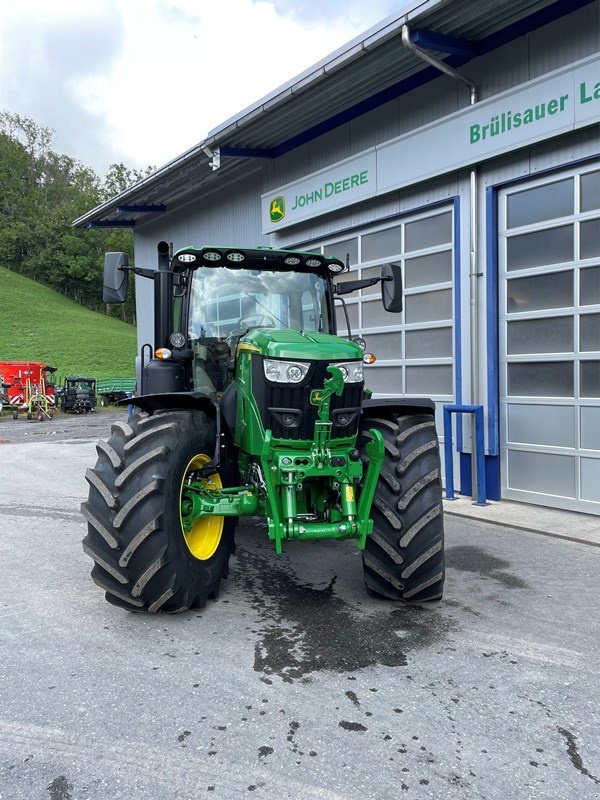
[581,361,600,397]
[364,331,402,360]
[405,327,453,358]
[581,458,600,502]
[507,178,573,228]
[325,237,358,266]
[580,314,600,352]
[506,225,573,271]
[507,271,573,313]
[335,301,358,332]
[361,226,401,262]
[507,362,574,397]
[581,266,600,305]
[405,212,452,251]
[362,299,395,328]
[406,365,452,395]
[218,298,240,320]
[507,317,573,354]
[405,289,452,323]
[508,450,575,497]
[581,170,600,212]
[507,404,575,447]
[365,366,401,394]
[405,250,452,288]
[581,218,600,259]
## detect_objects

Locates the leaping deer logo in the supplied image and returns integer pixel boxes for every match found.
[269,196,285,222]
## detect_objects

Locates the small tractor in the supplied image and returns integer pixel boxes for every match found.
[58,376,97,413]
[0,362,56,420]
[82,243,444,613]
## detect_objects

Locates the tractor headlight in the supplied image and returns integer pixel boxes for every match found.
[264,359,309,384]
[333,361,363,383]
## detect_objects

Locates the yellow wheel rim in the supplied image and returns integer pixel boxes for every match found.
[179,454,224,560]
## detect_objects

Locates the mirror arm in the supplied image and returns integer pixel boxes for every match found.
[334,276,382,296]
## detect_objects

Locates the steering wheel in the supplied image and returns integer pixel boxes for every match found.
[228,313,278,339]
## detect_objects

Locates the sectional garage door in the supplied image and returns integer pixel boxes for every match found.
[498,165,600,514]
[309,203,456,441]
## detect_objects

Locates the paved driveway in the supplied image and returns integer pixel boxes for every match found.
[1,427,599,799]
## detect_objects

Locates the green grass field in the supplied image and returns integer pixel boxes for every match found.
[0,267,137,380]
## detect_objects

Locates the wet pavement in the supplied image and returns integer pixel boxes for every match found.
[1,419,599,799]
[0,408,126,445]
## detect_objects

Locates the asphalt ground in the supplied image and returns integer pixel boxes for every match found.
[1,413,599,800]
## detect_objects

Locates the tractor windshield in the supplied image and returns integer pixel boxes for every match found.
[188,267,332,340]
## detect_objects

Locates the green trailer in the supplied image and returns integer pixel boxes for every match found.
[96,378,135,407]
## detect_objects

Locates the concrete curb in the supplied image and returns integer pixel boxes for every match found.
[443,497,600,548]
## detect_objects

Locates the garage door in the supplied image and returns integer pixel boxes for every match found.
[309,203,457,442]
[498,166,600,514]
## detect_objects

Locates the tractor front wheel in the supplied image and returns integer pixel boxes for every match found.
[359,413,444,602]
[81,410,235,613]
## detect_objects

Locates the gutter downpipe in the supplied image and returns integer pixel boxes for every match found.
[401,24,481,501]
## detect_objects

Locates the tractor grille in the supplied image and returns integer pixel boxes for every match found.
[252,356,363,440]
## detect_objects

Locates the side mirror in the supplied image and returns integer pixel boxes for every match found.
[103,252,129,304]
[381,262,403,313]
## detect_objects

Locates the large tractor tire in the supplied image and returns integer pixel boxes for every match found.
[81,410,235,613]
[359,412,444,602]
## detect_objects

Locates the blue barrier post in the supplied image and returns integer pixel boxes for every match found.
[127,391,134,419]
[443,407,455,500]
[443,404,488,506]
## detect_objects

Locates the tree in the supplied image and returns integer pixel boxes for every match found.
[0,109,153,324]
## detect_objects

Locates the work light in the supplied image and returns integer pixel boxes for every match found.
[226,251,245,263]
[283,256,301,266]
[305,258,323,268]
[328,262,344,273]
[203,250,221,261]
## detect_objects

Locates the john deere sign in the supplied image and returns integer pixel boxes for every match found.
[262,54,600,234]
[262,152,376,232]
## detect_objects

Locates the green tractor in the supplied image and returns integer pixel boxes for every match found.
[82,242,444,613]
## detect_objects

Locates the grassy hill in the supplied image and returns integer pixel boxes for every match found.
[0,267,137,380]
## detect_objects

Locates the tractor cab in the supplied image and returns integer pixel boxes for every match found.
[102,243,402,399]
[61,376,97,414]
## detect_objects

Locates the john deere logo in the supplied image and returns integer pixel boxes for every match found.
[310,389,323,405]
[269,196,285,223]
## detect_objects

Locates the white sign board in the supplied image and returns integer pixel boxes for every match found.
[377,55,600,194]
[261,54,600,233]
[261,151,376,234]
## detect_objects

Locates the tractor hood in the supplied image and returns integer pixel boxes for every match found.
[242,328,363,361]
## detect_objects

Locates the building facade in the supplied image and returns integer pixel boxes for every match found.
[76,0,600,515]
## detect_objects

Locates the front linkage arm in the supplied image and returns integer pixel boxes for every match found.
[181,366,385,553]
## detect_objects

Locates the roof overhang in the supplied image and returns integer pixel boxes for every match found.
[73,0,594,229]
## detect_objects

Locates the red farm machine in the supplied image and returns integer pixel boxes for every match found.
[0,361,57,420]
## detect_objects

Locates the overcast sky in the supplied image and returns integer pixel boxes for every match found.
[0,0,400,176]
